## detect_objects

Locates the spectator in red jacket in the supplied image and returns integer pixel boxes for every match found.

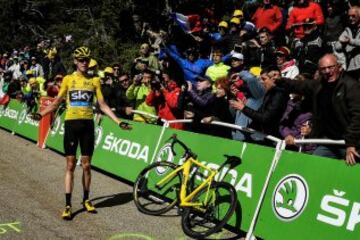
[145,72,184,129]
[286,0,324,40]
[251,0,283,34]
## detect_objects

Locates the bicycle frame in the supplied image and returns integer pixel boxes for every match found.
[156,157,217,211]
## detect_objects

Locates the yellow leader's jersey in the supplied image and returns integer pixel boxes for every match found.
[58,72,103,120]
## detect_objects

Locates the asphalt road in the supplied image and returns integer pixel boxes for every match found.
[0,129,239,240]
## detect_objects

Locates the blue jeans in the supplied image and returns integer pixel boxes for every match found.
[312,145,346,160]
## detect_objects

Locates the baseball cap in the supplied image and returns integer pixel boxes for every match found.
[230,17,240,25]
[233,9,244,18]
[231,52,244,60]
[276,46,291,57]
[197,75,212,83]
[218,21,228,29]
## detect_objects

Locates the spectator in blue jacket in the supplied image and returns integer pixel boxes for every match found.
[163,45,213,85]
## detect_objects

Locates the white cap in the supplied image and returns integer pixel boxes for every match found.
[231,52,244,60]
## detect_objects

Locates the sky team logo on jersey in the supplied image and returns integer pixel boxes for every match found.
[69,90,93,107]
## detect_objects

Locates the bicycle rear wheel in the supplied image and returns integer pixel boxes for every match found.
[133,161,181,215]
[181,182,237,239]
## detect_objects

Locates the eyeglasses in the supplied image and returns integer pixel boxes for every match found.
[319,64,338,72]
[76,58,90,63]
[119,78,129,83]
[348,14,357,18]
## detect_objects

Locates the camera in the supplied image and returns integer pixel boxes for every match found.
[150,77,162,90]
[134,73,143,85]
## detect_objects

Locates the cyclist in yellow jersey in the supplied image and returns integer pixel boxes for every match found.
[32,46,131,220]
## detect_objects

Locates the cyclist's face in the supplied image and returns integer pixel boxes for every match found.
[74,58,90,73]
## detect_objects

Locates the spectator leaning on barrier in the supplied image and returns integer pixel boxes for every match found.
[276,53,360,164]
[228,53,266,141]
[230,66,289,142]
[32,46,131,220]
[279,74,314,153]
[201,77,234,139]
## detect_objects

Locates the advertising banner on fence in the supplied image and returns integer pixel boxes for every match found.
[45,111,65,153]
[0,100,21,131]
[12,102,39,142]
[2,99,359,239]
[90,117,163,182]
[254,150,360,239]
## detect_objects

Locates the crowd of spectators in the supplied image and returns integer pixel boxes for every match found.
[1,0,360,163]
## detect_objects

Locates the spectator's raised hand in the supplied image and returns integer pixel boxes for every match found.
[285,135,295,145]
[187,81,193,92]
[229,99,245,110]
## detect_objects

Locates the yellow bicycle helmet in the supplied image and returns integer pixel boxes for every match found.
[73,46,91,58]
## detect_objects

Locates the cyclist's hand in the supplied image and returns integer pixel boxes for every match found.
[30,112,42,121]
[119,121,132,130]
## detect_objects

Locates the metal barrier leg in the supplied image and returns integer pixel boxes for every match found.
[245,140,286,240]
[149,121,169,164]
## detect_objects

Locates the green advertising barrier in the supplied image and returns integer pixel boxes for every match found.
[45,112,65,153]
[0,100,22,131]
[91,117,163,182]
[2,99,359,239]
[254,150,360,239]
[158,129,276,232]
[11,101,39,141]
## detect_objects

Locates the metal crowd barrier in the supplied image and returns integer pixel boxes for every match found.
[123,110,346,240]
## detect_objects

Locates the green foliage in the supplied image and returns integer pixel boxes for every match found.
[0,0,140,72]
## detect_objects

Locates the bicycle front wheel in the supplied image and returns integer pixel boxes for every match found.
[133,161,182,215]
[181,182,237,239]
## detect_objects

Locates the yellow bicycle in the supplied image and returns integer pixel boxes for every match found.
[133,135,240,239]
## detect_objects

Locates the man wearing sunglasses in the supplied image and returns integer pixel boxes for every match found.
[32,46,131,220]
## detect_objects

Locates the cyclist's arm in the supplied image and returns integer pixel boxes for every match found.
[98,98,122,125]
[39,96,64,117]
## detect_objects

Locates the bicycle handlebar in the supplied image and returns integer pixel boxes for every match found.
[168,134,197,159]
